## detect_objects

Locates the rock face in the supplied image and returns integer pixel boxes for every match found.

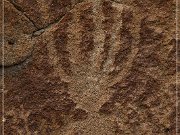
[1,0,176,134]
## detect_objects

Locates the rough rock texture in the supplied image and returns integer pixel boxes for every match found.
[0,0,3,134]
[1,0,177,134]
[177,0,180,133]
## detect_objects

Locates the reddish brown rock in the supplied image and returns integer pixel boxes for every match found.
[1,0,176,134]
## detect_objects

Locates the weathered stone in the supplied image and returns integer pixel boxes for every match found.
[2,0,176,134]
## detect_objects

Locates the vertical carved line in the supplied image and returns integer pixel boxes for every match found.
[102,2,124,74]
[54,14,72,76]
[45,13,73,82]
[79,4,94,61]
[91,0,106,72]
[67,5,84,65]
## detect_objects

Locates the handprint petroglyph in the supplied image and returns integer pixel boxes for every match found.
[4,0,139,134]
[3,0,176,134]
[31,1,139,134]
